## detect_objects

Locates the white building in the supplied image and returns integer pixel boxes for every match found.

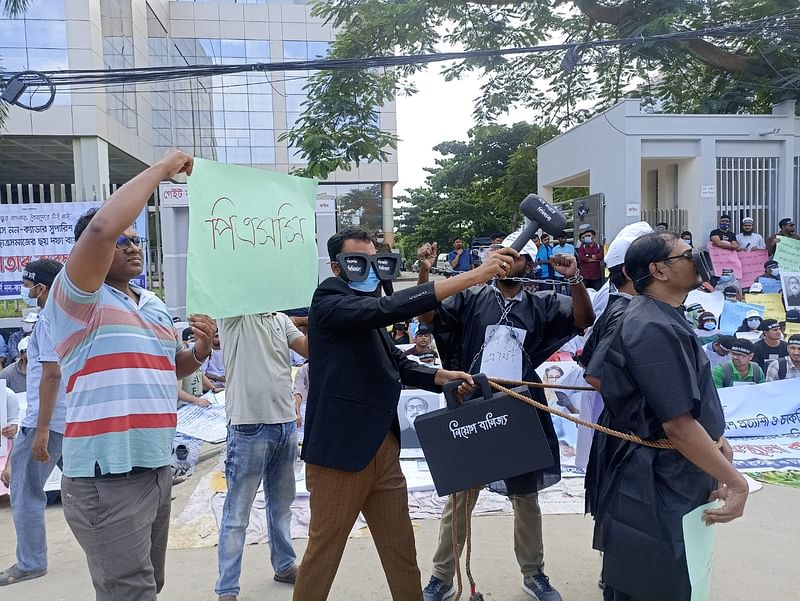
[537,98,800,243]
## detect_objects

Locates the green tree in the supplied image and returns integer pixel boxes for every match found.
[0,1,32,127]
[395,122,561,259]
[286,0,800,178]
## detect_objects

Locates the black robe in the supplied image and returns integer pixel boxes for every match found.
[595,295,725,601]
[581,293,632,516]
[431,284,580,494]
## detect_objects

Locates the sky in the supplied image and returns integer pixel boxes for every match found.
[394,63,537,197]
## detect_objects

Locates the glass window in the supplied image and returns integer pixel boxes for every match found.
[0,21,27,47]
[226,147,251,164]
[25,0,65,20]
[251,147,276,164]
[224,112,250,128]
[248,93,271,111]
[285,95,306,113]
[249,111,273,129]
[245,40,269,59]
[25,20,67,48]
[307,41,329,59]
[283,41,307,60]
[224,94,249,110]
[221,38,246,58]
[0,47,29,69]
[284,72,309,95]
[287,112,302,129]
[248,129,274,145]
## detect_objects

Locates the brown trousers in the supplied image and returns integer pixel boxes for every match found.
[293,434,422,601]
[61,466,172,601]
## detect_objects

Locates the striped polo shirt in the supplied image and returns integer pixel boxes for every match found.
[46,270,182,477]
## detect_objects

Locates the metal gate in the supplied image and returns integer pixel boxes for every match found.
[715,157,779,236]
[571,193,606,244]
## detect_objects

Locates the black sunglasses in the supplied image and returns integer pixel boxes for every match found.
[334,252,401,282]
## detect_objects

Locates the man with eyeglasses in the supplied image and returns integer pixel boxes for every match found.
[593,232,746,601]
[44,150,217,601]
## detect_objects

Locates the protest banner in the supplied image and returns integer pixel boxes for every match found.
[781,272,800,310]
[738,249,769,287]
[186,159,318,318]
[743,293,786,321]
[785,322,800,336]
[773,235,800,272]
[730,434,800,472]
[707,246,742,278]
[720,379,800,438]
[756,277,782,293]
[719,300,764,335]
[0,201,148,298]
[685,289,725,319]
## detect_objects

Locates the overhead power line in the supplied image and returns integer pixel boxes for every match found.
[2,12,799,111]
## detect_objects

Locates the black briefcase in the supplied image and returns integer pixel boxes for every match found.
[415,374,554,496]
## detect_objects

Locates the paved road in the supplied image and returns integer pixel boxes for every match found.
[1,468,797,601]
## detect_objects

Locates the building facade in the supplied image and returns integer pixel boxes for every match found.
[537,99,800,245]
[0,0,398,237]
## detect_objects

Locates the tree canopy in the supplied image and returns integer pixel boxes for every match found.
[394,121,586,259]
[286,0,800,178]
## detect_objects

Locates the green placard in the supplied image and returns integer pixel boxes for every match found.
[773,235,800,272]
[186,158,318,318]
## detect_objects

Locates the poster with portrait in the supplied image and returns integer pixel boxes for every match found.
[781,272,800,310]
[535,361,584,474]
[398,389,444,458]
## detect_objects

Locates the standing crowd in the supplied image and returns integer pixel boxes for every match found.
[0,149,795,601]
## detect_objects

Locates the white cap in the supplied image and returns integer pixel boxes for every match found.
[745,309,761,319]
[742,217,754,224]
[18,336,30,353]
[501,228,539,259]
[23,312,39,323]
[749,281,763,293]
[606,221,654,268]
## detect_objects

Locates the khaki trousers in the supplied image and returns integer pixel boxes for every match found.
[61,466,172,601]
[431,490,544,582]
[293,434,422,601]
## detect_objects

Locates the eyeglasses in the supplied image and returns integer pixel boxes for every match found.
[116,235,146,249]
[657,250,693,265]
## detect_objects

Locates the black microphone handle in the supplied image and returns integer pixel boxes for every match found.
[510,220,541,252]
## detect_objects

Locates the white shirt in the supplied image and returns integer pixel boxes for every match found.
[736,232,766,250]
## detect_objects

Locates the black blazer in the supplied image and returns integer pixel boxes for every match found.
[301,277,442,472]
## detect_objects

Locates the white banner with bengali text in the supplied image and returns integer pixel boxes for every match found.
[721,379,800,438]
[0,201,147,298]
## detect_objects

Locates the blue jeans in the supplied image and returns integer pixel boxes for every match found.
[9,427,63,573]
[215,421,298,597]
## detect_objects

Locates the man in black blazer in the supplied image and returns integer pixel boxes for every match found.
[294,227,517,601]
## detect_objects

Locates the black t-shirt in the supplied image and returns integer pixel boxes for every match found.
[709,228,737,243]
[578,293,631,378]
[752,339,789,371]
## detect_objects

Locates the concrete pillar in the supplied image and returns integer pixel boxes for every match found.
[699,137,718,241]
[381,181,395,247]
[73,136,110,200]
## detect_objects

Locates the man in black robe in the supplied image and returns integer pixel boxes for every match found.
[596,233,748,601]
[415,234,594,601]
